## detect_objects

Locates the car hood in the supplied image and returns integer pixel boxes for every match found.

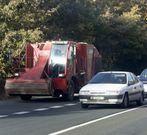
[80,83,127,93]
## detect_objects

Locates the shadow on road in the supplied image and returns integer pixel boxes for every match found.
[18,95,79,103]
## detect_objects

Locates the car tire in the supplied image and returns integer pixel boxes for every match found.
[81,103,88,108]
[121,93,129,108]
[53,91,60,98]
[62,80,74,101]
[20,95,32,101]
[136,92,144,106]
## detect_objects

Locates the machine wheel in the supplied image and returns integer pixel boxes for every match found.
[121,93,129,108]
[62,80,74,101]
[53,91,60,98]
[81,103,88,109]
[20,95,32,101]
[136,92,144,106]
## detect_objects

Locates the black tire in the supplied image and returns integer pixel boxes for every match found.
[121,93,129,108]
[81,103,88,108]
[62,80,74,101]
[53,91,60,98]
[47,79,60,98]
[136,92,144,106]
[20,95,32,101]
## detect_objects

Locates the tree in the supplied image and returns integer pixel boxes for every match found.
[45,0,96,42]
[0,0,54,77]
[0,0,146,77]
[94,0,147,73]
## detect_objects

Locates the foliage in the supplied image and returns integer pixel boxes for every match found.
[94,0,147,74]
[0,0,146,77]
[0,0,53,77]
[45,0,96,42]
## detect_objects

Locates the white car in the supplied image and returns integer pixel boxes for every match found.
[138,69,147,98]
[79,71,144,108]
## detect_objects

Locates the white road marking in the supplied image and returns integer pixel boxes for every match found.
[0,115,8,118]
[50,106,64,109]
[13,111,30,115]
[34,108,49,111]
[48,106,145,135]
[0,102,79,117]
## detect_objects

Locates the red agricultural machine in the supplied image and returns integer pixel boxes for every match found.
[5,41,102,101]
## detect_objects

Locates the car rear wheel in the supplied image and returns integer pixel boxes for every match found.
[136,92,144,106]
[81,103,88,108]
[121,93,129,108]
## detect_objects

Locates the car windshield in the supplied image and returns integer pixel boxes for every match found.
[89,72,127,84]
[49,44,68,77]
[140,69,147,81]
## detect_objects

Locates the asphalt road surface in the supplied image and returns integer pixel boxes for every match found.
[0,96,147,135]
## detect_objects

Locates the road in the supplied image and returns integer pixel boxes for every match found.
[0,96,147,135]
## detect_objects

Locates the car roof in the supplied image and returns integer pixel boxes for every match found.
[141,69,147,73]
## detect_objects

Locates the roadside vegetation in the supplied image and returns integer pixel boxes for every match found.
[0,0,146,79]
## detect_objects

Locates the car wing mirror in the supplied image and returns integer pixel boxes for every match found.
[137,75,140,79]
[128,81,134,86]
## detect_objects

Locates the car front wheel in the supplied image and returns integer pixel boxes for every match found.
[136,92,144,106]
[121,93,129,108]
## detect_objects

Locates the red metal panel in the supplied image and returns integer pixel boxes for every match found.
[76,43,87,74]
[52,78,67,92]
[22,42,51,80]
[5,79,50,95]
[21,51,50,80]
[26,44,34,68]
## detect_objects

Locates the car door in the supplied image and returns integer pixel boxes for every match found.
[127,73,136,101]
[130,73,142,100]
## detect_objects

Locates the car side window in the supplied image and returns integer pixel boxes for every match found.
[131,73,139,84]
[128,73,135,85]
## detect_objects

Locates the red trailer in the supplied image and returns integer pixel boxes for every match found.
[5,41,102,101]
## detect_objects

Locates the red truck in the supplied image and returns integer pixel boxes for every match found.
[5,41,102,101]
